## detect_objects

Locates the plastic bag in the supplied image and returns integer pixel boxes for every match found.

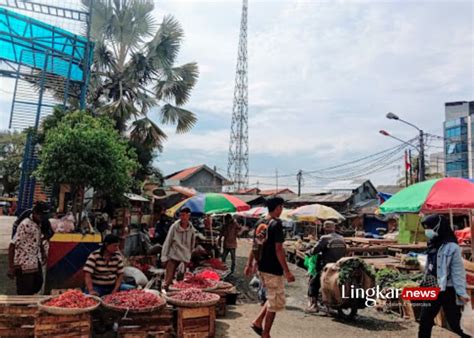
[123,266,148,286]
[249,275,260,288]
[304,255,318,277]
[461,303,474,336]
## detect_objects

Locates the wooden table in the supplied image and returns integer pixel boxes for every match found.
[344,237,398,245]
[346,245,388,256]
[360,256,400,269]
[387,243,427,254]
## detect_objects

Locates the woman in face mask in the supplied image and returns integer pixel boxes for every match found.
[418,214,471,338]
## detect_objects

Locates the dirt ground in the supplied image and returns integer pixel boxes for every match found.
[216,239,457,338]
[0,216,458,337]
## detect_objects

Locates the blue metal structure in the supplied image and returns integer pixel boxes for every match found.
[0,1,93,214]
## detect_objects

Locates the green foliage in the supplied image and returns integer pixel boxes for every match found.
[0,131,26,195]
[375,268,402,289]
[338,258,376,285]
[375,268,423,289]
[82,0,199,149]
[35,110,138,201]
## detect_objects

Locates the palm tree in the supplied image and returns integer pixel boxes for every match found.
[83,0,199,149]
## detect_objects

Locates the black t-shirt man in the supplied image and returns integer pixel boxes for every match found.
[258,218,285,276]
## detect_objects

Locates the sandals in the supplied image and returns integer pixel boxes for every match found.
[251,324,263,336]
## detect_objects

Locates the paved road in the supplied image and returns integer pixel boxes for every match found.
[0,216,14,252]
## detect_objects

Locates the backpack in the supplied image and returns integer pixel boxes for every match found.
[323,235,347,264]
[252,218,272,262]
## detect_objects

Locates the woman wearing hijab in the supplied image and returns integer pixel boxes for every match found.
[418,214,471,338]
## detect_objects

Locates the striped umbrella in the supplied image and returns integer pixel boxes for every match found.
[166,193,250,217]
[379,178,474,214]
[288,204,345,222]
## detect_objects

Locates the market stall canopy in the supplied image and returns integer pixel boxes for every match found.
[379,178,474,214]
[166,193,250,217]
[287,203,345,222]
[236,206,267,218]
[235,207,293,221]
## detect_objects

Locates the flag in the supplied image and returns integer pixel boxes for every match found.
[405,151,411,171]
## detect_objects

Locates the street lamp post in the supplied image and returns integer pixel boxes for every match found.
[386,113,426,181]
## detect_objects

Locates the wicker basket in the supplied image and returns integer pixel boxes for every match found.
[216,281,233,290]
[169,283,218,292]
[102,300,166,313]
[164,293,220,308]
[38,295,101,315]
[102,290,166,313]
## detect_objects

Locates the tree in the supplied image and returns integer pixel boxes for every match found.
[35,111,138,222]
[83,0,199,149]
[0,131,26,195]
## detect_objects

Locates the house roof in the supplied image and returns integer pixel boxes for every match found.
[230,194,266,205]
[165,165,203,181]
[237,188,260,194]
[259,188,296,196]
[164,165,228,184]
[323,179,370,191]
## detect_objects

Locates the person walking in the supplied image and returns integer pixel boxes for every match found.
[305,220,346,313]
[161,207,196,291]
[218,214,242,274]
[418,214,470,338]
[8,202,50,295]
[244,197,295,338]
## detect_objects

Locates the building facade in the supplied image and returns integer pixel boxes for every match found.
[444,101,474,178]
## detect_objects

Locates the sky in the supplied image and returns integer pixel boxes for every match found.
[0,0,473,192]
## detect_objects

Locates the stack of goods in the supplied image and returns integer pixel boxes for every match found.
[172,275,218,291]
[102,290,165,311]
[44,290,98,309]
[167,288,220,307]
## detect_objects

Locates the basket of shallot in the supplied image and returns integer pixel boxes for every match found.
[38,290,101,315]
[169,274,218,292]
[102,289,166,313]
[165,288,220,308]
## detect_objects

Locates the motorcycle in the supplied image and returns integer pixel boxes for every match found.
[319,257,375,320]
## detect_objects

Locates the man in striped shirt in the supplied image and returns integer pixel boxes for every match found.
[84,234,127,296]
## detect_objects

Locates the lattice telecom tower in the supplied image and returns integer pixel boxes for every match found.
[227,0,249,191]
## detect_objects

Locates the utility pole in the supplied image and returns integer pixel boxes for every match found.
[419,130,426,181]
[409,150,414,185]
[297,170,303,196]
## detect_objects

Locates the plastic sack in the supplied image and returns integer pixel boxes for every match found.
[123,266,148,287]
[249,275,260,288]
[461,303,474,336]
[304,255,318,277]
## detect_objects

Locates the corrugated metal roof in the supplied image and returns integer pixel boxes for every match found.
[260,188,296,196]
[323,179,369,191]
[287,193,351,204]
[230,194,266,204]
